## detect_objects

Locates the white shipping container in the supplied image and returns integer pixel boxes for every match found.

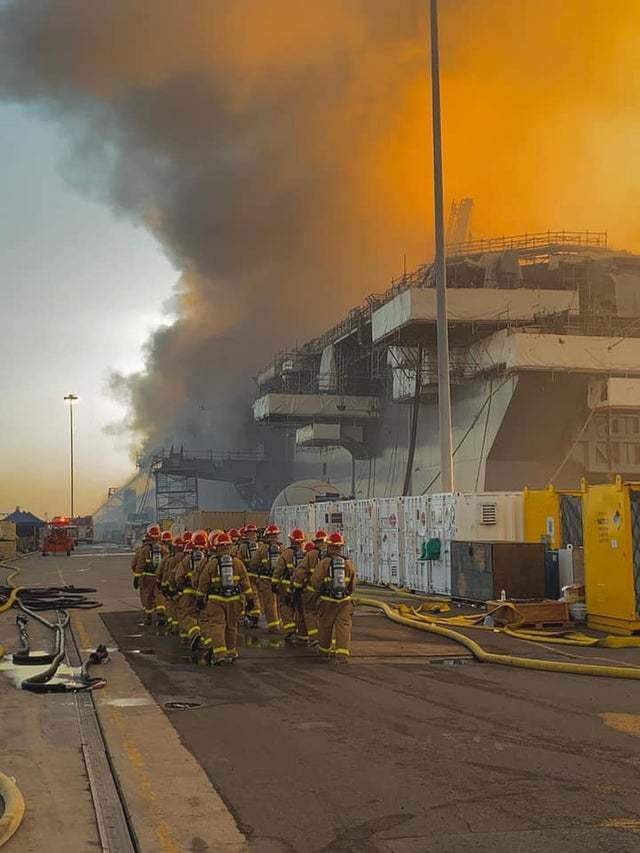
[401,495,430,591]
[270,489,522,594]
[429,492,524,542]
[429,549,451,595]
[355,499,377,583]
[335,500,357,559]
[376,497,404,585]
[427,491,525,596]
[426,493,451,594]
[314,501,339,534]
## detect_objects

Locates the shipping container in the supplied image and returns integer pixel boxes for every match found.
[401,495,430,592]
[426,491,525,596]
[451,541,546,601]
[355,499,377,583]
[427,494,454,595]
[376,497,403,585]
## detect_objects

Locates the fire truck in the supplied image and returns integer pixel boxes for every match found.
[41,516,75,556]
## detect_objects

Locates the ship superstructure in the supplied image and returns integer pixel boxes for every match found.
[253,231,640,497]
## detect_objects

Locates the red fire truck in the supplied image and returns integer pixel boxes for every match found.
[41,516,75,556]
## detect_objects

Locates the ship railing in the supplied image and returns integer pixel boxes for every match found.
[446,230,608,258]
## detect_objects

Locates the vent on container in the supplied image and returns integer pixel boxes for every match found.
[480,503,497,525]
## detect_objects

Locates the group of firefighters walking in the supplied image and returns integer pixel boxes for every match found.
[131,522,356,665]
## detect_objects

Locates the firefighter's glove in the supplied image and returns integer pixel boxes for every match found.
[133,576,140,590]
[246,598,255,612]
[271,582,279,595]
[197,597,205,611]
[292,588,302,608]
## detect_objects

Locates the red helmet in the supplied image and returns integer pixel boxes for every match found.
[182,530,193,542]
[265,523,280,536]
[245,523,258,533]
[327,531,345,547]
[314,529,328,542]
[184,541,194,552]
[193,530,208,548]
[289,528,305,543]
[174,537,184,549]
[239,526,246,537]
[228,528,240,541]
[147,524,161,538]
[304,541,316,553]
[216,531,232,546]
[208,530,218,547]
[161,530,173,543]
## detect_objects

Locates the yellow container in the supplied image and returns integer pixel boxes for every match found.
[583,476,640,635]
[524,482,585,549]
[524,486,562,548]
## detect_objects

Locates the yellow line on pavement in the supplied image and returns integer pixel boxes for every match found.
[72,612,93,651]
[108,705,180,853]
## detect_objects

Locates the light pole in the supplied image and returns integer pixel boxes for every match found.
[64,394,78,517]
[429,0,454,491]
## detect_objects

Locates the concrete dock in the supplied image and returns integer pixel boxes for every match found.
[2,547,640,852]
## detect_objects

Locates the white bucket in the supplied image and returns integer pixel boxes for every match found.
[569,602,587,623]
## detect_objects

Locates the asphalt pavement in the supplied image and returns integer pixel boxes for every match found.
[4,547,640,852]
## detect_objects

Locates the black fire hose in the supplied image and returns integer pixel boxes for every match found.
[1,575,108,691]
[17,604,69,690]
[0,584,102,612]
[10,613,57,665]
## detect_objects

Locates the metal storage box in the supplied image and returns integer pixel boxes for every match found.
[451,541,547,601]
[524,485,585,549]
[583,477,640,634]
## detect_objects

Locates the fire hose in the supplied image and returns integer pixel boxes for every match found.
[356,595,640,680]
[0,771,25,849]
[1,562,108,691]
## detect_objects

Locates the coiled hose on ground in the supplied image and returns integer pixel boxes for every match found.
[0,771,25,849]
[356,595,640,680]
[0,561,106,688]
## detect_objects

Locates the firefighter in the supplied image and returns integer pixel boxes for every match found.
[153,530,173,625]
[160,535,183,633]
[250,523,282,633]
[273,528,306,641]
[237,523,261,628]
[197,531,254,665]
[310,531,356,664]
[194,530,219,593]
[174,531,208,649]
[228,528,240,557]
[131,523,165,624]
[292,529,327,645]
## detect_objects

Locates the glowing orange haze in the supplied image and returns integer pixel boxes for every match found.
[2,0,640,515]
[36,0,640,274]
[362,0,640,269]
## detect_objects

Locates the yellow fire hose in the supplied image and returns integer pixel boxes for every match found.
[0,562,23,662]
[396,599,640,649]
[0,772,25,848]
[356,595,640,680]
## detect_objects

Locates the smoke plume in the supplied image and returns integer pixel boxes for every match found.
[1,1,639,453]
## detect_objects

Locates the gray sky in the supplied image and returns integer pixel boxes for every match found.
[1,104,176,518]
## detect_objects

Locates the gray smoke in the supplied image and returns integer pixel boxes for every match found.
[0,1,429,453]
